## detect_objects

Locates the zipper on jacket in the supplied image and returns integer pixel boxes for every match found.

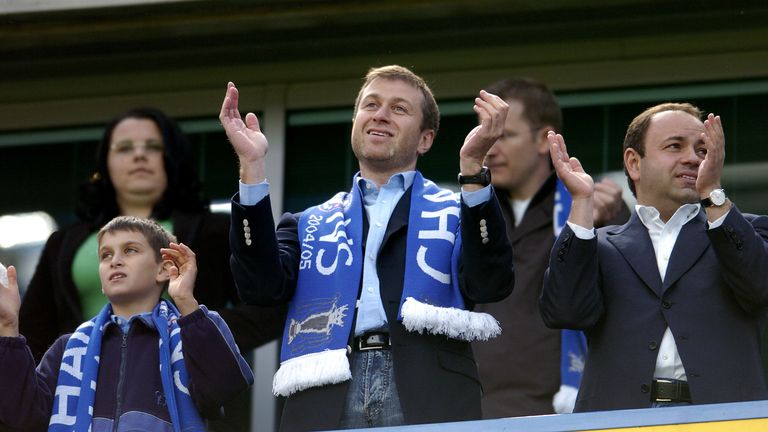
[113,331,129,432]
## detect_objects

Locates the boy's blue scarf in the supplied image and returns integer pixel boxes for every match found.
[273,171,501,397]
[49,300,205,432]
[554,178,587,410]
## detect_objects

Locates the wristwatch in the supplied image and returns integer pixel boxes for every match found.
[701,188,727,207]
[458,166,491,187]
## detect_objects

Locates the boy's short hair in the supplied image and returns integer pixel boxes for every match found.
[97,216,176,262]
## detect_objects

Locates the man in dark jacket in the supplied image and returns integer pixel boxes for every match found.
[542,103,768,410]
[221,65,515,431]
[473,78,628,418]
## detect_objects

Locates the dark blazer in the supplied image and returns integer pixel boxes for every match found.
[541,207,768,412]
[230,185,515,432]
[19,210,284,359]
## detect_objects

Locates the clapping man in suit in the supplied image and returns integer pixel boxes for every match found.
[541,102,768,411]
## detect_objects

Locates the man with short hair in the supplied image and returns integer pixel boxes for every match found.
[221,65,515,431]
[473,78,628,418]
[541,103,768,411]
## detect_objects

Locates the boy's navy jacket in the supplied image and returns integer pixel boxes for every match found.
[0,306,253,431]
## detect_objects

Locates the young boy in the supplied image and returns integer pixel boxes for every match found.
[0,216,254,431]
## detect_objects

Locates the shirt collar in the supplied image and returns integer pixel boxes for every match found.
[110,311,155,333]
[355,171,415,196]
[635,203,700,230]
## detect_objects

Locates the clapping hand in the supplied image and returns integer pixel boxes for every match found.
[161,243,199,316]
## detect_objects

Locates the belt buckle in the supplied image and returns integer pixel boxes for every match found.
[358,337,377,351]
[653,379,674,402]
[357,333,389,351]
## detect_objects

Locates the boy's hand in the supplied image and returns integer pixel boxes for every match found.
[161,243,199,316]
[0,265,20,337]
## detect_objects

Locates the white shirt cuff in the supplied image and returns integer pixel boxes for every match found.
[707,207,731,229]
[567,221,596,240]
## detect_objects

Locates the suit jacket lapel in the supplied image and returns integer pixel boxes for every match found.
[380,186,412,251]
[662,210,709,292]
[608,213,664,297]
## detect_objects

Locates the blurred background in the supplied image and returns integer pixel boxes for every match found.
[2,1,768,430]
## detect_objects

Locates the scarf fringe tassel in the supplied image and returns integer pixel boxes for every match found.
[272,349,352,397]
[401,297,501,341]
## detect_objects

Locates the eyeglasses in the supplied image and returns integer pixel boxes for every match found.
[110,140,165,155]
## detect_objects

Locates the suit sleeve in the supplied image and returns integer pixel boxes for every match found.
[180,306,255,417]
[540,225,605,330]
[707,207,768,313]
[0,335,66,430]
[229,194,300,306]
[458,188,515,304]
[193,211,285,352]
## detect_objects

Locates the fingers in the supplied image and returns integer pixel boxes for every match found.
[547,131,569,169]
[1,265,17,290]
[160,243,196,267]
[699,113,725,189]
[473,90,509,137]
[168,265,180,280]
[219,82,241,123]
[702,113,725,161]
[245,112,261,133]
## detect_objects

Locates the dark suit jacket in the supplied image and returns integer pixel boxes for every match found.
[230,185,514,432]
[541,207,768,411]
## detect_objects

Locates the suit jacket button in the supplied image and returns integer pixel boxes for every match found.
[245,238,253,246]
[662,300,672,309]
[481,237,490,245]
[648,340,658,350]
[243,219,249,227]
[479,219,487,227]
[641,384,650,393]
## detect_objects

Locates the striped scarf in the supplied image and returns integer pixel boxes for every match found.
[49,300,204,432]
[272,172,501,397]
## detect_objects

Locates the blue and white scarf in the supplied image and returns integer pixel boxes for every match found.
[49,300,205,432]
[272,172,501,396]
[554,178,587,413]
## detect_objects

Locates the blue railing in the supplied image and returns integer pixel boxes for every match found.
[337,399,768,431]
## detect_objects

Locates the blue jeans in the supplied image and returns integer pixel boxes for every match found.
[339,349,405,428]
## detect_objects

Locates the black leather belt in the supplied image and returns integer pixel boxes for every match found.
[651,379,691,403]
[354,332,390,351]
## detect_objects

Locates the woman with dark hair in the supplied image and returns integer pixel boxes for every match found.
[19,108,282,430]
